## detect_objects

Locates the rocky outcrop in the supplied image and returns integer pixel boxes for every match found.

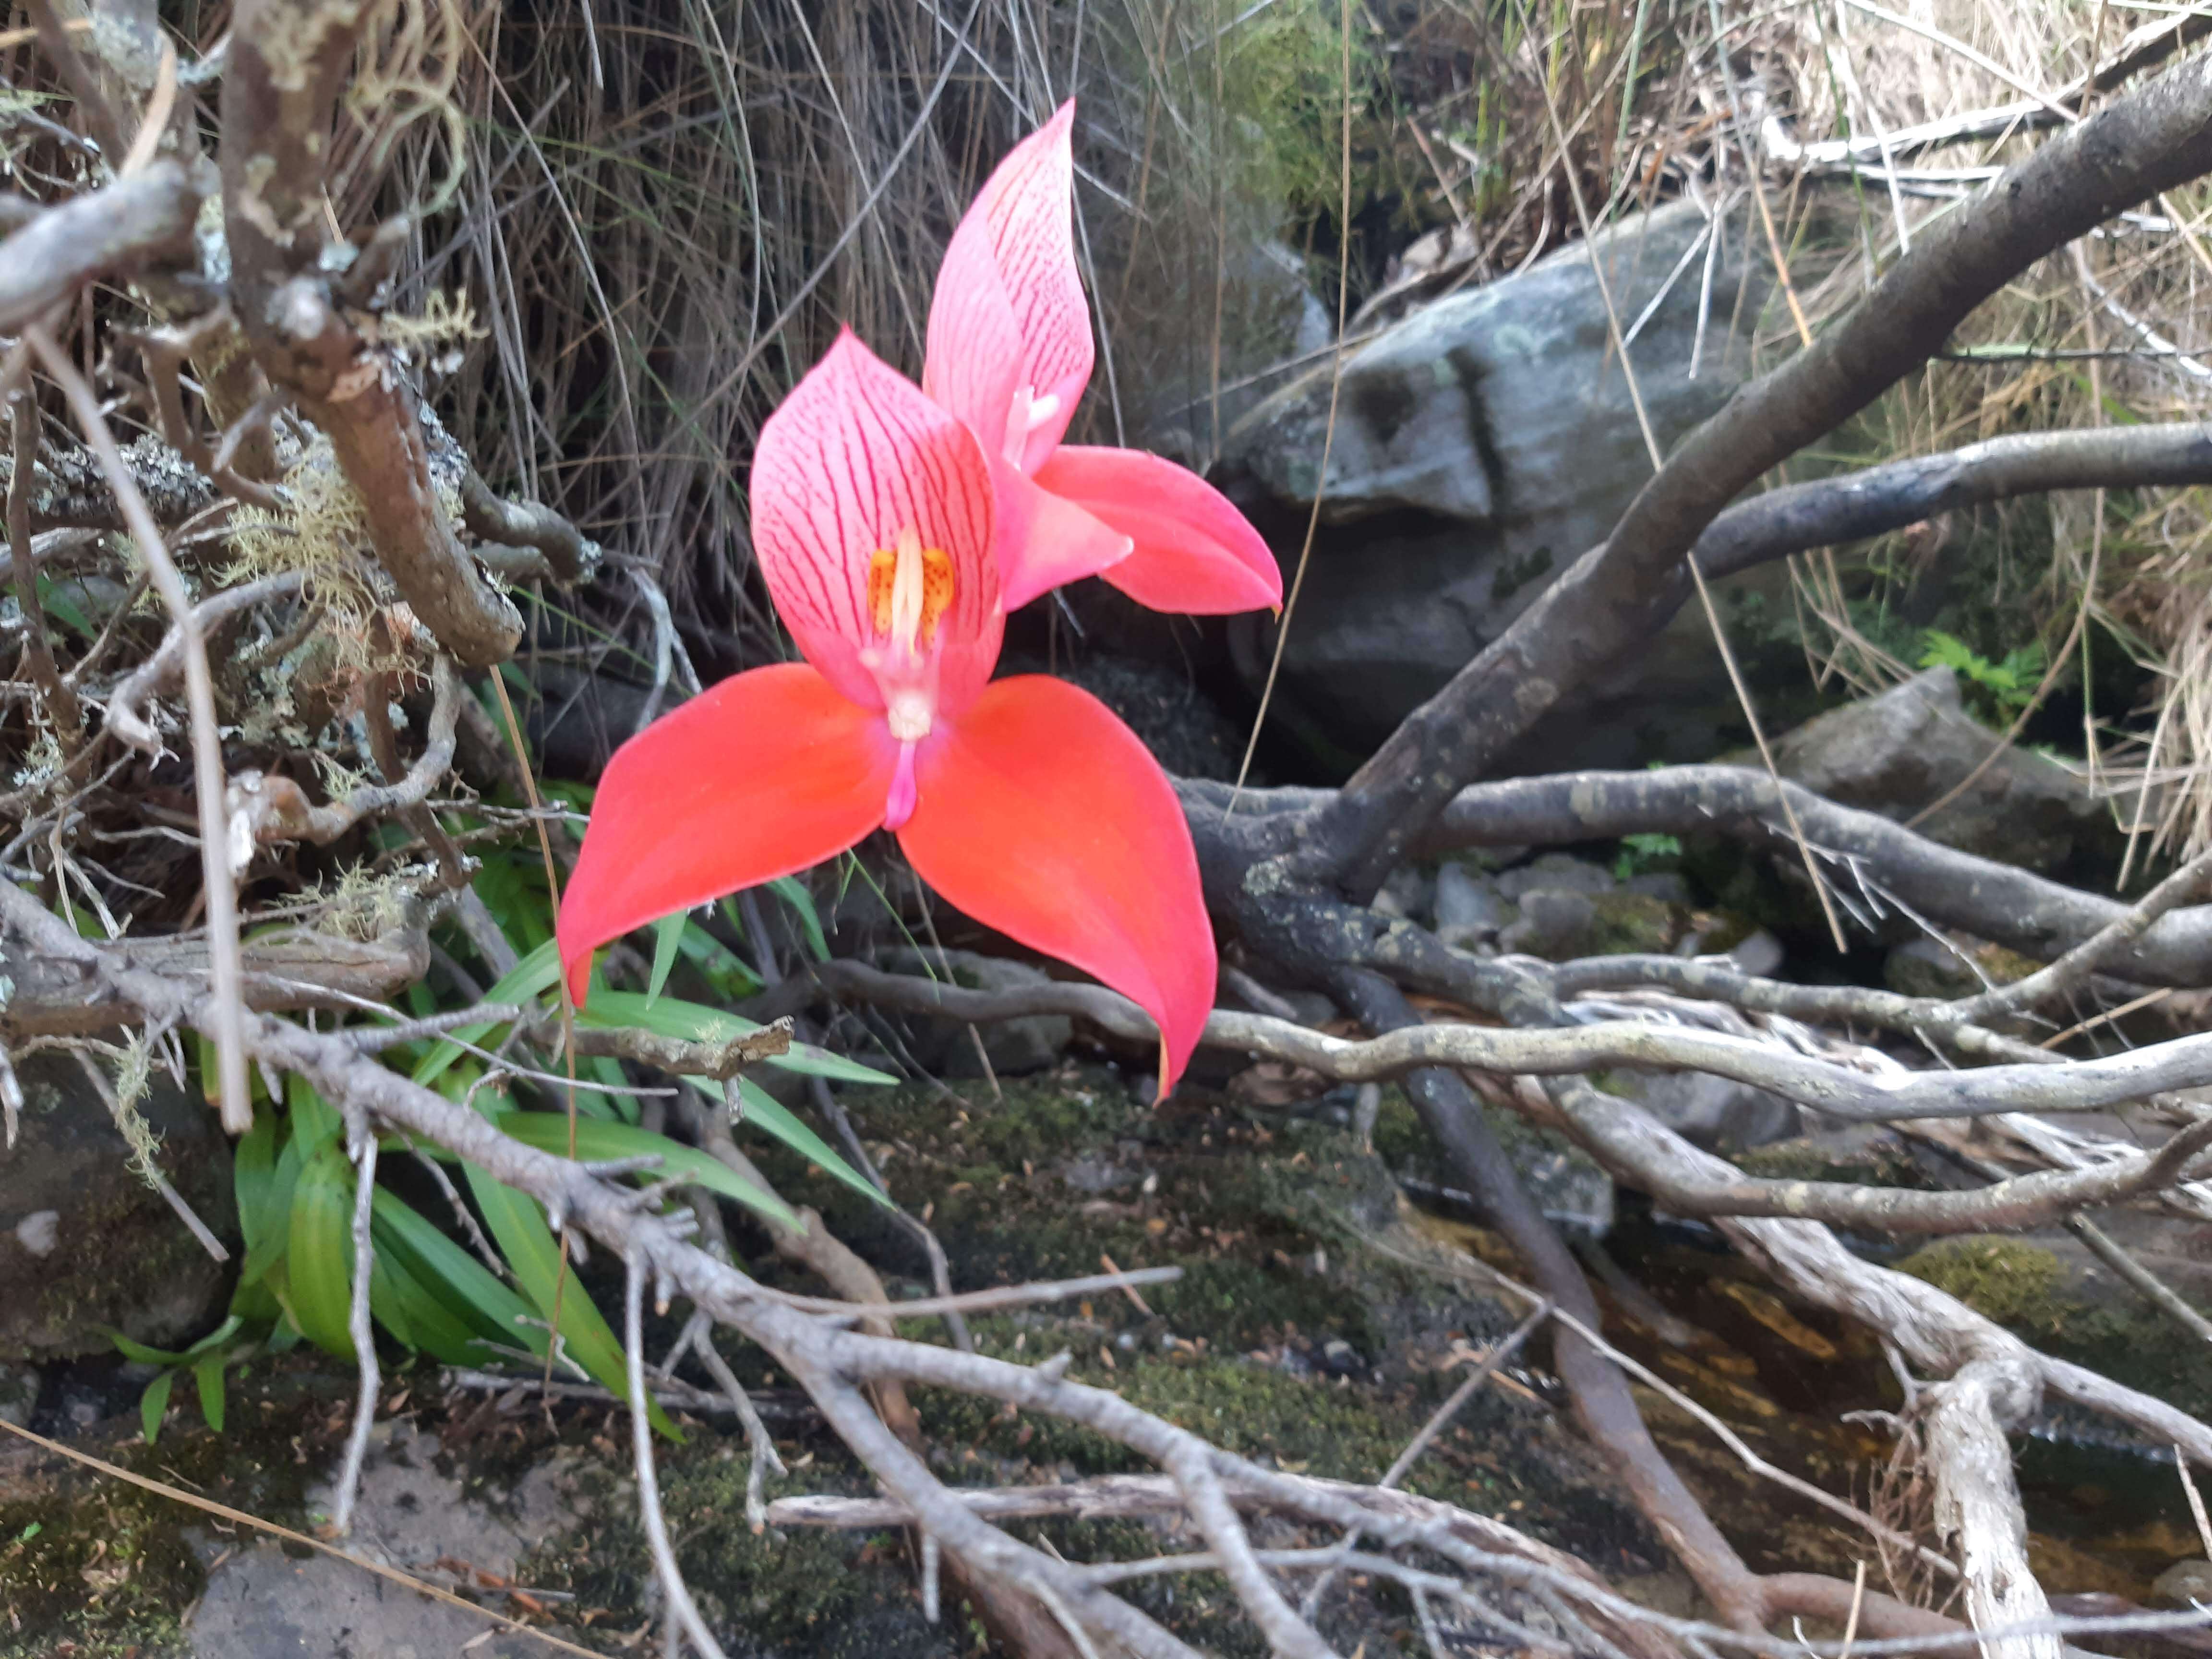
[0,1054,235,1361]
[1216,199,1778,771]
[1766,666,2114,876]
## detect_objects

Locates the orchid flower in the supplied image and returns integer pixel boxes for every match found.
[555,332,1218,1090]
[924,102,1284,616]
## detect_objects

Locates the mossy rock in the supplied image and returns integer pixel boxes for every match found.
[1897,1236,2212,1420]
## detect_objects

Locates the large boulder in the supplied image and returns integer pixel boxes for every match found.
[1767,666,2113,876]
[0,1053,236,1360]
[1215,199,1779,771]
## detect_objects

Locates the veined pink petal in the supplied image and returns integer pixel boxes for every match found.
[898,676,1216,1095]
[924,101,1093,473]
[991,451,1132,613]
[1034,445,1285,614]
[751,330,1003,716]
[556,664,896,1006]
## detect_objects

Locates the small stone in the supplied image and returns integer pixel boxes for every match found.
[1728,929,1784,979]
[1624,871,1693,904]
[2153,1560,2212,1608]
[1496,852,1616,901]
[1498,890,1597,959]
[1434,861,1513,949]
[1371,865,1436,924]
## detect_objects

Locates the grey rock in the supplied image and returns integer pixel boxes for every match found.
[1613,1069,1800,1153]
[0,1361,36,1427]
[1218,200,1776,769]
[1768,667,2109,875]
[1624,871,1693,905]
[0,1053,236,1360]
[1498,890,1597,960]
[1496,852,1617,901]
[1727,928,1785,979]
[1434,861,1513,949]
[187,1420,585,1659]
[881,947,1073,1077]
[1371,864,1436,925]
[2153,1561,2212,1608]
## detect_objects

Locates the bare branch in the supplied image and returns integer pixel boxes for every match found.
[457,467,600,586]
[1692,423,2212,582]
[624,1251,729,1659]
[26,324,250,1134]
[217,0,521,667]
[0,903,429,1040]
[809,960,2212,1130]
[106,571,304,753]
[230,656,465,847]
[331,1112,379,1536]
[0,161,201,334]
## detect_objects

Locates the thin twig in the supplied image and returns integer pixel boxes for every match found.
[27,325,251,1135]
[624,1251,730,1659]
[331,1110,380,1537]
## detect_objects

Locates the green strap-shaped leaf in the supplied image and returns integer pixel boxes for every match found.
[285,1146,358,1361]
[233,1106,280,1255]
[646,911,686,1007]
[368,1186,537,1353]
[489,1112,801,1229]
[192,1355,227,1433]
[579,989,894,1084]
[288,1074,342,1163]
[367,1237,495,1366]
[105,1329,184,1367]
[235,1132,305,1296]
[767,877,830,962]
[139,1370,174,1445]
[730,1078,888,1208]
[459,1160,679,1439]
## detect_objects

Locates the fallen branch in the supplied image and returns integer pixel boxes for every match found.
[0,160,202,335]
[805,960,2212,1133]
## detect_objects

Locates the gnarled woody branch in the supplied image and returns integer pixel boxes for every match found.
[11,878,2210,1659]
[798,960,2212,1178]
[0,906,431,1040]
[1215,764,2212,987]
[1691,422,2212,582]
[0,159,203,335]
[218,0,522,668]
[229,656,464,847]
[1326,43,2212,891]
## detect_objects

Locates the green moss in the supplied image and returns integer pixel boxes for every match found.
[1585,890,1683,955]
[505,1442,954,1657]
[1897,1238,2066,1324]
[1898,1238,2212,1419]
[1733,1133,1940,1191]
